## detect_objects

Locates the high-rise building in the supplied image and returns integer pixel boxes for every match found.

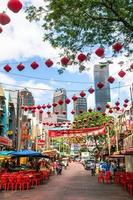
[53,88,67,120]
[74,97,87,116]
[19,88,35,106]
[94,64,111,112]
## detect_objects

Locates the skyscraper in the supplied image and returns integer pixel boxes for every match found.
[19,88,35,106]
[53,88,67,120]
[73,97,87,116]
[94,64,111,112]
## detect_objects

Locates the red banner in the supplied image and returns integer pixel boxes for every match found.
[48,126,106,138]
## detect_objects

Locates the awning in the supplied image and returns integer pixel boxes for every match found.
[11,150,41,157]
[11,149,49,158]
[0,136,12,146]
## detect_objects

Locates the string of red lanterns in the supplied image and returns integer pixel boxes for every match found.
[20,98,130,116]
[0,0,23,33]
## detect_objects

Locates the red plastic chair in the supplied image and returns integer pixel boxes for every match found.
[104,171,111,184]
[127,183,133,195]
[7,176,16,190]
[23,176,31,190]
[15,176,24,190]
[0,176,8,190]
[98,171,104,183]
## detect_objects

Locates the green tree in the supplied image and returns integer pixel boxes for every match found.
[73,111,114,155]
[26,0,133,52]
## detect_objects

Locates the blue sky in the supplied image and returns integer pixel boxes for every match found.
[0,0,132,120]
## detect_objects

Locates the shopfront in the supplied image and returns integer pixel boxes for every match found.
[123,134,133,172]
[0,135,12,150]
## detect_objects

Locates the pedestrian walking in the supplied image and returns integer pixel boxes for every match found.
[90,162,96,176]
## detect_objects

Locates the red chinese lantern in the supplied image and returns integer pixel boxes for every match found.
[115,106,120,111]
[95,47,104,57]
[80,91,86,97]
[42,104,46,109]
[7,0,23,13]
[112,42,122,52]
[79,109,83,113]
[37,105,41,110]
[20,105,24,109]
[88,87,94,94]
[77,53,87,62]
[78,120,82,124]
[97,82,104,89]
[88,108,93,112]
[43,122,46,125]
[97,106,102,111]
[71,110,75,114]
[109,109,113,113]
[72,95,78,101]
[124,99,129,103]
[58,99,64,105]
[106,104,110,109]
[130,63,133,70]
[115,101,120,106]
[17,63,25,71]
[24,107,28,112]
[62,111,66,115]
[45,59,53,67]
[84,118,87,122]
[4,64,12,72]
[123,103,128,108]
[54,111,59,115]
[39,110,43,114]
[30,61,39,70]
[65,98,71,104]
[118,70,126,78]
[0,13,11,25]
[61,56,69,65]
[107,76,115,84]
[31,110,35,113]
[28,106,33,110]
[33,106,36,110]
[0,27,3,33]
[47,103,51,109]
[52,102,57,107]
[47,111,51,115]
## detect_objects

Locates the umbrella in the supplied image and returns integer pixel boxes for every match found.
[11,150,41,157]
[11,150,49,158]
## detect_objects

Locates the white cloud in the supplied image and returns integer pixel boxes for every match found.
[20,80,53,103]
[0,0,61,62]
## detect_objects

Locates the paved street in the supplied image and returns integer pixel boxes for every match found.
[0,162,132,200]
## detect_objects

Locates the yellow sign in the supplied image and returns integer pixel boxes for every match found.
[7,131,13,135]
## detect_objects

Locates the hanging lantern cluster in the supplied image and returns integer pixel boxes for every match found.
[0,0,23,33]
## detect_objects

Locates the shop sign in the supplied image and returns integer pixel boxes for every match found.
[123,134,133,150]
[37,139,45,146]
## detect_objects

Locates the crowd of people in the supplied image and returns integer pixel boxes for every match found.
[90,160,119,178]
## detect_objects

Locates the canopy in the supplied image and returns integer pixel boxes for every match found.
[11,150,42,157]
[0,150,14,156]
